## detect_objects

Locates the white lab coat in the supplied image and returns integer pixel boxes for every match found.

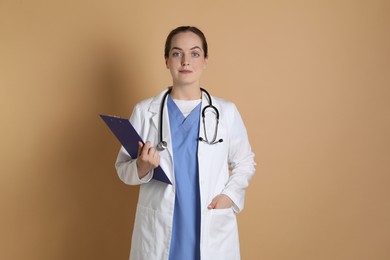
[115,89,255,260]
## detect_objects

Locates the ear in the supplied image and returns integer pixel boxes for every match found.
[203,57,208,69]
[165,58,169,69]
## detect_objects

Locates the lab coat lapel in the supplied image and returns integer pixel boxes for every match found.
[149,95,161,136]
[150,89,174,184]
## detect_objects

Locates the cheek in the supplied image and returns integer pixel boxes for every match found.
[167,58,180,68]
[197,61,207,70]
[166,59,175,69]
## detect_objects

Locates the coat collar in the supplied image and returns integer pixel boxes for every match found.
[149,87,220,114]
[149,88,170,114]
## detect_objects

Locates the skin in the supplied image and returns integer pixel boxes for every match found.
[136,31,232,209]
[165,31,208,100]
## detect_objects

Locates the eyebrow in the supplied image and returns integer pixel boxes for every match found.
[170,46,202,52]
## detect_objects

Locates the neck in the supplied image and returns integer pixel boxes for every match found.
[170,84,201,100]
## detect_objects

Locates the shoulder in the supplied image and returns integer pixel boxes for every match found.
[210,95,245,130]
[211,95,239,113]
[133,97,154,111]
[132,88,169,112]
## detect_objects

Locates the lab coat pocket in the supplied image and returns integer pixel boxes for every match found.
[207,208,239,259]
[132,205,156,253]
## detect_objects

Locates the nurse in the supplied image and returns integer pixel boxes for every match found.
[115,26,255,260]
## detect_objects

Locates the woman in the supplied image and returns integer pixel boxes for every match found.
[115,26,255,260]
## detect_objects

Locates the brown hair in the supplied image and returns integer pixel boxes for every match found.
[164,26,208,59]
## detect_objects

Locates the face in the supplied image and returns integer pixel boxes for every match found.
[165,31,208,88]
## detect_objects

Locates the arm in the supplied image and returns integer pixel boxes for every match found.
[220,103,256,213]
[115,106,159,185]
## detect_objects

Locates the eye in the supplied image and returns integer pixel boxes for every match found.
[192,52,201,57]
[172,52,182,58]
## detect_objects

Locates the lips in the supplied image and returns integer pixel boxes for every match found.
[179,69,192,74]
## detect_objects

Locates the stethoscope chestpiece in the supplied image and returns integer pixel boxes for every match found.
[156,141,167,151]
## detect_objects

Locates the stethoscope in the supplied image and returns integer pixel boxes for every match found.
[156,87,223,151]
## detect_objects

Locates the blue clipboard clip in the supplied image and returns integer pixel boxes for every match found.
[100,114,171,185]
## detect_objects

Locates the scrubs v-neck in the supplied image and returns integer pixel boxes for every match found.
[167,96,201,260]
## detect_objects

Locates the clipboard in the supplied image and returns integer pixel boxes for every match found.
[100,114,171,185]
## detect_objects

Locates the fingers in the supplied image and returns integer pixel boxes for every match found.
[139,142,159,166]
[137,141,144,157]
[208,194,233,209]
[136,141,160,178]
[139,141,151,157]
[208,198,217,209]
[137,141,160,171]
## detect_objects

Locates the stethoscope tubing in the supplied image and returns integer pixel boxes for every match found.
[157,87,222,151]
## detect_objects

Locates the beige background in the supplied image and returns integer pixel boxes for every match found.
[1,0,389,259]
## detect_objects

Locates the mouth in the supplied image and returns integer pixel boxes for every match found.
[179,69,192,74]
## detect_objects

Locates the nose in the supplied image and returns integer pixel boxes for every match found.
[181,54,189,66]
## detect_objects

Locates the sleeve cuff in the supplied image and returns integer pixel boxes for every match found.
[139,171,153,183]
[221,191,241,213]
[134,159,154,184]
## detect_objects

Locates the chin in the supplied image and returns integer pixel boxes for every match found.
[176,81,199,87]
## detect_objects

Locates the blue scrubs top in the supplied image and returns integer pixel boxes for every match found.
[168,96,201,260]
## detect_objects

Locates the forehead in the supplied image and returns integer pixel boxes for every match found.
[170,31,203,50]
